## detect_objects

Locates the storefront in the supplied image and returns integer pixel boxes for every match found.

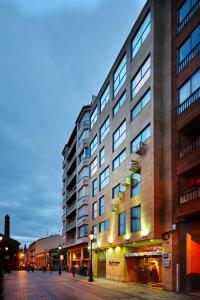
[67,245,89,273]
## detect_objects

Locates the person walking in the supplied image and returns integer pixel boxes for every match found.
[72,266,76,278]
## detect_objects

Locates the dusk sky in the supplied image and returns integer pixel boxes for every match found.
[0,0,146,247]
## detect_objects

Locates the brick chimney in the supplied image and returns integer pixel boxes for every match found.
[5,214,10,238]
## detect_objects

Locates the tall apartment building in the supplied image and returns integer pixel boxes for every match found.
[171,0,200,294]
[61,0,200,293]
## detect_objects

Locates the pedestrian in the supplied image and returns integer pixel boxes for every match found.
[72,266,76,278]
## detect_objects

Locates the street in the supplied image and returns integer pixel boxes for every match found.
[1,271,197,300]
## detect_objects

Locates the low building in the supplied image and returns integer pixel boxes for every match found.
[27,235,63,270]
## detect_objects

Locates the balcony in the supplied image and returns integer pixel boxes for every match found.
[77,196,88,208]
[78,120,90,135]
[177,88,200,115]
[66,153,76,173]
[78,157,89,170]
[76,236,88,244]
[66,169,76,188]
[177,187,200,217]
[76,216,88,227]
[177,43,200,73]
[62,186,66,195]
[66,186,76,202]
[177,1,200,33]
[180,136,200,158]
[77,176,89,190]
[66,220,76,231]
[66,203,76,216]
[66,237,76,247]
[67,139,76,160]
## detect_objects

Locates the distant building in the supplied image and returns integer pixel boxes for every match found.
[0,215,20,271]
[27,235,63,270]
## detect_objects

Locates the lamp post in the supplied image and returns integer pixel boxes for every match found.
[58,245,62,275]
[88,231,94,282]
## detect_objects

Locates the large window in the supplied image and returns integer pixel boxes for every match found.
[78,185,88,200]
[78,205,88,219]
[90,157,97,177]
[178,25,200,72]
[99,220,109,232]
[131,206,141,232]
[132,11,151,59]
[90,107,98,129]
[113,54,126,97]
[79,225,88,238]
[78,129,89,146]
[79,111,90,129]
[78,166,89,181]
[131,56,150,98]
[131,124,151,153]
[118,212,126,236]
[100,84,110,113]
[92,179,97,197]
[131,172,141,196]
[78,147,89,164]
[113,120,126,151]
[92,202,97,220]
[92,225,97,241]
[99,147,105,167]
[112,183,126,198]
[113,92,126,116]
[90,135,97,156]
[99,196,105,216]
[100,117,110,143]
[100,167,109,190]
[178,69,200,113]
[113,149,126,170]
[131,89,151,120]
[177,0,199,31]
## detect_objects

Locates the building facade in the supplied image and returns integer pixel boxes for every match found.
[61,0,200,292]
[171,0,200,294]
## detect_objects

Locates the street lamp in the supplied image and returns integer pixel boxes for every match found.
[0,236,3,242]
[58,245,62,275]
[88,231,94,282]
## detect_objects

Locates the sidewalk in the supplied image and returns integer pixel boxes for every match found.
[73,273,198,300]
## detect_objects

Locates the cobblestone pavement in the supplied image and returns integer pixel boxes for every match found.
[1,271,197,300]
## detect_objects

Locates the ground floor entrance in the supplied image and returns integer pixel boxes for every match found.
[66,244,89,274]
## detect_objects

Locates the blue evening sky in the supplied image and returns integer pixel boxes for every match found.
[0,0,146,246]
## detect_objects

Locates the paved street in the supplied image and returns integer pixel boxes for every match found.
[1,271,197,300]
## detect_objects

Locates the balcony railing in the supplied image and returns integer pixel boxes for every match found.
[66,169,76,187]
[180,187,200,204]
[66,237,76,246]
[178,42,200,73]
[66,203,76,216]
[66,220,76,231]
[67,139,76,160]
[66,186,76,202]
[78,120,90,131]
[177,1,200,32]
[66,153,76,172]
[180,136,200,158]
[177,88,200,115]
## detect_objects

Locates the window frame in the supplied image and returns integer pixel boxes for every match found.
[90,157,98,178]
[100,117,110,143]
[113,54,127,98]
[90,135,98,157]
[90,107,98,129]
[99,166,110,191]
[100,84,110,113]
[113,91,126,116]
[112,148,126,171]
[92,202,97,220]
[113,120,126,151]
[99,196,105,216]
[131,205,141,233]
[118,211,126,236]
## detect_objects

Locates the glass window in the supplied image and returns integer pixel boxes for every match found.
[78,129,89,146]
[79,111,90,129]
[114,54,126,97]
[90,107,98,129]
[92,202,97,219]
[99,196,105,216]
[131,124,151,153]
[131,172,141,196]
[178,0,198,24]
[78,166,89,181]
[132,11,151,58]
[78,185,88,200]
[113,120,126,151]
[79,225,88,238]
[131,206,141,232]
[113,92,126,116]
[178,25,200,66]
[113,149,126,170]
[92,179,97,197]
[100,117,110,143]
[100,84,110,113]
[78,205,88,218]
[92,225,97,241]
[100,167,109,190]
[131,89,151,120]
[112,183,126,199]
[118,212,126,236]
[99,147,105,167]
[78,147,89,164]
[178,69,200,105]
[131,56,151,98]
[90,157,97,177]
[99,220,109,232]
[90,135,97,156]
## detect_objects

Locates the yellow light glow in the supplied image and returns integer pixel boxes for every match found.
[125,234,130,241]
[141,228,149,237]
[150,239,154,242]
[108,237,113,244]
[108,247,113,254]
[116,246,120,252]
